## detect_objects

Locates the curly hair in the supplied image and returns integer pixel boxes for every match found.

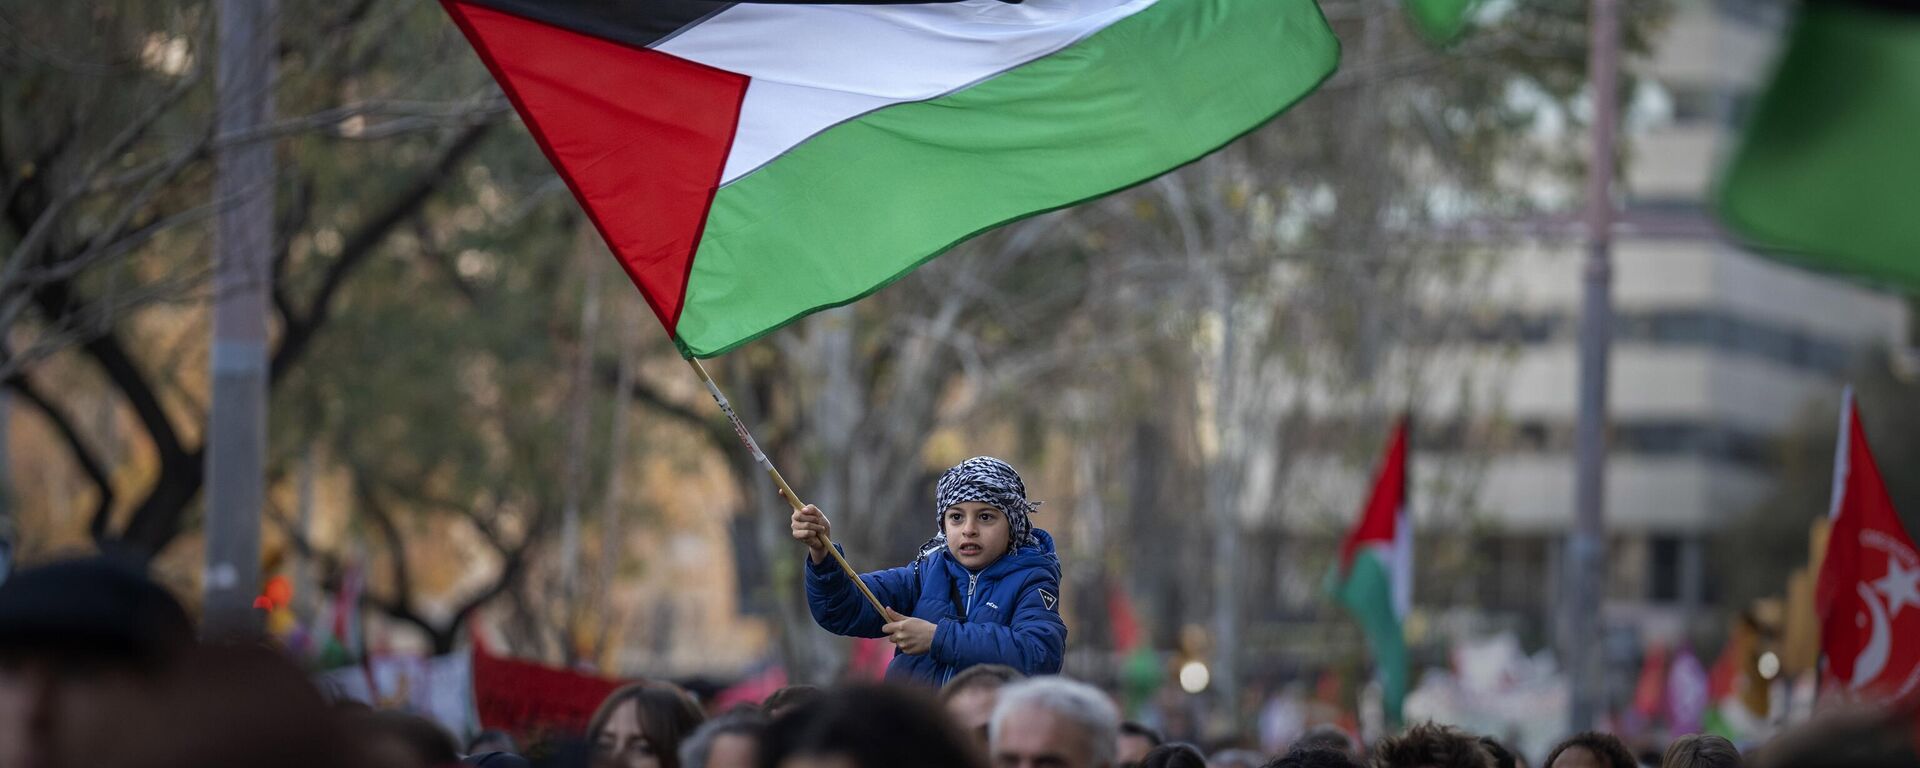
[1372,723,1494,768]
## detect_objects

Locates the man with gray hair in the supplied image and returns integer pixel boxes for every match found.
[989,676,1121,768]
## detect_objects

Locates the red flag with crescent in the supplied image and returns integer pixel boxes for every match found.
[1816,390,1920,702]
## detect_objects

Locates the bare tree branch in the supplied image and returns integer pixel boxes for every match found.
[272,120,496,384]
[0,67,205,307]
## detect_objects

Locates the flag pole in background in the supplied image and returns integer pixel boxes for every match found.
[686,358,888,617]
[1568,0,1621,731]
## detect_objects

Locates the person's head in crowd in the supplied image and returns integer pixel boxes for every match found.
[942,664,1026,750]
[1660,734,1740,768]
[1748,703,1919,768]
[1211,748,1265,768]
[0,555,194,768]
[1137,742,1207,768]
[1479,737,1521,768]
[590,681,708,768]
[757,683,982,768]
[762,685,820,720]
[135,643,358,768]
[463,753,533,768]
[1295,726,1357,757]
[1373,723,1495,768]
[468,730,519,756]
[990,676,1121,768]
[1117,721,1164,767]
[681,708,768,768]
[1544,732,1635,768]
[346,709,462,768]
[1262,746,1362,768]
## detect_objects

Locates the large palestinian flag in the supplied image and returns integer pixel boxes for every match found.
[443,0,1339,357]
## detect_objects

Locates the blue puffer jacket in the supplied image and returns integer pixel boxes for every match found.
[805,528,1067,686]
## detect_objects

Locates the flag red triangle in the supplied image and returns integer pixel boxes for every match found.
[1816,391,1920,701]
[1339,417,1408,575]
[442,1,749,335]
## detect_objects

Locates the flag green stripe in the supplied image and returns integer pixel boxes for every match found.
[1717,2,1920,291]
[672,0,1339,358]
[1334,549,1409,728]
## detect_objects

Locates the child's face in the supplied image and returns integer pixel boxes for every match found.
[944,501,1011,570]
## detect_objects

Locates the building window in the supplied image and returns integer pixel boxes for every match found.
[1650,535,1683,603]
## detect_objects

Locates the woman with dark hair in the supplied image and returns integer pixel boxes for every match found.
[758,684,983,768]
[588,682,708,768]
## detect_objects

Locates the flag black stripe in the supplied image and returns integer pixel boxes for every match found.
[457,0,990,50]
[455,0,734,49]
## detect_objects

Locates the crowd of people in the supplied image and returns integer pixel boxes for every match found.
[2,555,1915,768]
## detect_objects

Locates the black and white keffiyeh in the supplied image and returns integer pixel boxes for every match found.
[916,456,1041,562]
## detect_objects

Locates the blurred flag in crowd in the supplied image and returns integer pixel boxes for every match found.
[1329,417,1412,729]
[1718,0,1920,291]
[1816,390,1920,704]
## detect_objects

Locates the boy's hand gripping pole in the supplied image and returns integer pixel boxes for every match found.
[687,358,889,617]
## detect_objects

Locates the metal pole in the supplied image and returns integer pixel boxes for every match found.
[1208,271,1242,728]
[204,0,277,640]
[1568,0,1619,732]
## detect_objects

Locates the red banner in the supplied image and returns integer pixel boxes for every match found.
[472,647,627,738]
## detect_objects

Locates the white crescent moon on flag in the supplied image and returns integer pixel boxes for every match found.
[1852,581,1892,689]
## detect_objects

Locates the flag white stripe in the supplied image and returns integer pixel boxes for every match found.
[1830,385,1854,520]
[657,0,1159,184]
[1392,504,1412,619]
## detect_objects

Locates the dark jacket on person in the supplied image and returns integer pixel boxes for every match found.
[805,528,1067,685]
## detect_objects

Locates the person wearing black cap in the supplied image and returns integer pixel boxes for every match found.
[0,555,194,768]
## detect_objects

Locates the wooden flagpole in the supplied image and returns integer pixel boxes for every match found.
[686,357,890,617]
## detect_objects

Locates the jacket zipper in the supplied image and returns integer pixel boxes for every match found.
[940,573,982,687]
[966,573,979,617]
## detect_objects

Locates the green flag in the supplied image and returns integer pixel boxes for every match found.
[1717,0,1920,291]
[1405,0,1476,45]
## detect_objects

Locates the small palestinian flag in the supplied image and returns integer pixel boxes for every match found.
[1717,0,1920,292]
[1328,417,1412,729]
[442,0,1339,357]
